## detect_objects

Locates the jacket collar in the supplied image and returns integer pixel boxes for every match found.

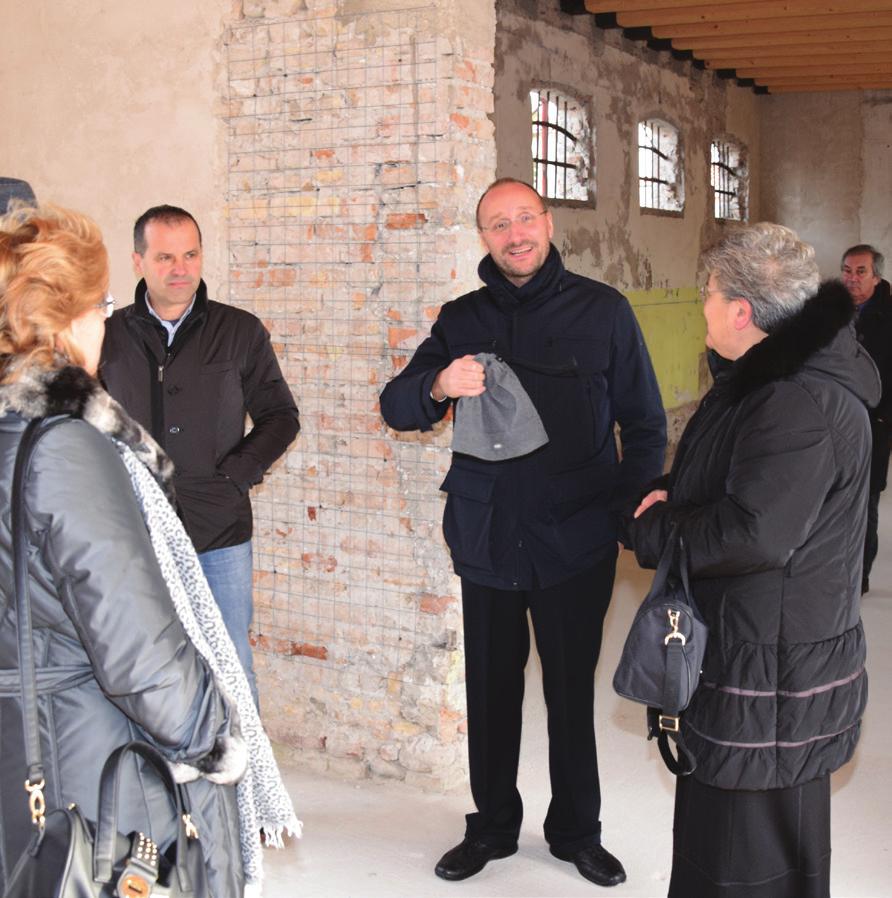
[478,244,565,313]
[722,280,879,406]
[131,277,209,320]
[0,363,175,501]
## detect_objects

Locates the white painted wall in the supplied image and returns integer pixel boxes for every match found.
[0,0,230,303]
[760,90,892,277]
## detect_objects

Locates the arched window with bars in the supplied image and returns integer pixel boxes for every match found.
[711,138,747,221]
[638,118,684,213]
[529,88,592,203]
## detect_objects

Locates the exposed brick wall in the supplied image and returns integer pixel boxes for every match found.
[226,0,495,789]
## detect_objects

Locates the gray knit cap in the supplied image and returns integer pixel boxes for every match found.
[451,353,549,461]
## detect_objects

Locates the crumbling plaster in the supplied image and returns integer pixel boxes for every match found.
[493,0,761,409]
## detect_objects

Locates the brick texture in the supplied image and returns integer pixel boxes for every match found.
[226,0,496,789]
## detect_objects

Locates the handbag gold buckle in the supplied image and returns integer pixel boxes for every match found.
[664,609,686,645]
[24,777,46,829]
[119,873,151,897]
[659,714,680,733]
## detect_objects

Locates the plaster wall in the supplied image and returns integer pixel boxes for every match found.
[493,0,761,411]
[0,0,230,304]
[760,90,892,277]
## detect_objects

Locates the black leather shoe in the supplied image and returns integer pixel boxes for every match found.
[550,843,627,887]
[434,838,517,881]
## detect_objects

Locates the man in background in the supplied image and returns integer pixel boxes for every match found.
[841,244,892,593]
[101,205,300,704]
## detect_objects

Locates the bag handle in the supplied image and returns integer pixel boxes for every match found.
[11,418,54,824]
[93,740,195,891]
[648,525,697,616]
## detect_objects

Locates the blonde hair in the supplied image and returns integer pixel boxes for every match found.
[0,204,108,382]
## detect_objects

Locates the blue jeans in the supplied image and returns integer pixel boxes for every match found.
[198,540,259,707]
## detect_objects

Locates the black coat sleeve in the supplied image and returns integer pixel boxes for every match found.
[631,383,838,577]
[609,298,667,511]
[217,322,300,491]
[379,317,454,432]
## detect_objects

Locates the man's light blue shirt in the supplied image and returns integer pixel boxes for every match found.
[145,290,196,346]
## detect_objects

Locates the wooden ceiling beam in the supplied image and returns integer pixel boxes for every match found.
[754,72,892,85]
[615,2,892,29]
[697,42,892,60]
[584,0,761,11]
[704,54,892,70]
[738,62,892,77]
[671,26,892,49]
[650,12,892,39]
[768,83,892,92]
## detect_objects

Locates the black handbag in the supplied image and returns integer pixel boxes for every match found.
[613,529,707,775]
[2,418,208,898]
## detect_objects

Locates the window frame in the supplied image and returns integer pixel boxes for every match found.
[529,86,594,207]
[710,137,748,222]
[637,117,685,216]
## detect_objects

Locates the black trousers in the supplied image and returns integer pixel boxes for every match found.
[460,554,616,852]
[668,774,831,898]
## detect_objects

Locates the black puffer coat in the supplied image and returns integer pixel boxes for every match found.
[0,367,246,895]
[630,282,878,791]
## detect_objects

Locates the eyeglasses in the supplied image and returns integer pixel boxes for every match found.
[95,294,115,319]
[699,285,721,302]
[479,210,548,234]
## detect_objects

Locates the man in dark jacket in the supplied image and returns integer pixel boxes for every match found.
[101,205,300,705]
[841,244,892,593]
[380,178,665,887]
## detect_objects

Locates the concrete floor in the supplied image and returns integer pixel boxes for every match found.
[263,498,892,898]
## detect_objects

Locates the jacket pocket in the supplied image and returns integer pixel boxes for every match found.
[439,467,496,573]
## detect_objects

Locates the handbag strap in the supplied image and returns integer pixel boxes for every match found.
[651,529,700,776]
[11,417,53,825]
[647,707,697,776]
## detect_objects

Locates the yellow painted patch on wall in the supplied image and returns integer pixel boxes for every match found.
[626,287,705,409]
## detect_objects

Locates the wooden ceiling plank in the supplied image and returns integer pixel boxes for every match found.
[616,2,892,29]
[737,62,892,77]
[705,54,892,70]
[584,0,760,11]
[651,12,892,39]
[768,83,892,92]
[671,26,892,49]
[755,72,892,84]
[698,42,892,60]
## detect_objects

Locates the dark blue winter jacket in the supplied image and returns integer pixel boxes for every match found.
[380,246,666,590]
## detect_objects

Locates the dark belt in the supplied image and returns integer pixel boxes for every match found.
[0,663,93,697]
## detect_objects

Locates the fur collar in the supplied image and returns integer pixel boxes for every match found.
[0,364,175,502]
[725,280,858,402]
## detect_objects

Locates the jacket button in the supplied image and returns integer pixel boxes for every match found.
[168,425,181,434]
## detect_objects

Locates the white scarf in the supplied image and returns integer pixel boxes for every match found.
[118,446,301,895]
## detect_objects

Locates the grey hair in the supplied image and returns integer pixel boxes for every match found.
[841,244,884,278]
[701,222,820,333]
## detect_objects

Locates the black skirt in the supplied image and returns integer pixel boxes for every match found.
[668,773,831,898]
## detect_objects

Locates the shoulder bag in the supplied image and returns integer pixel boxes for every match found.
[3,418,208,898]
[613,527,707,775]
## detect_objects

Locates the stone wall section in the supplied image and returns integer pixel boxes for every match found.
[226,0,495,789]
